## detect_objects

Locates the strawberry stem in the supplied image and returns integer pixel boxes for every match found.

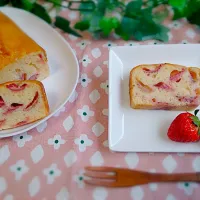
[194,109,199,116]
[191,109,200,135]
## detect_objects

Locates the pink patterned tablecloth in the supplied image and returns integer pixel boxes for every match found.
[1,7,200,200]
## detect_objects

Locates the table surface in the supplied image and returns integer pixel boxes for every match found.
[1,6,200,200]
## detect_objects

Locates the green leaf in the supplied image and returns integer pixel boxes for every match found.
[169,0,188,8]
[74,21,90,31]
[173,7,186,20]
[64,27,82,38]
[88,11,104,32]
[96,0,107,13]
[48,0,63,10]
[198,128,200,135]
[10,0,36,10]
[133,18,169,42]
[195,109,200,116]
[54,16,81,37]
[142,7,153,20]
[153,9,169,23]
[79,1,96,13]
[187,0,200,17]
[172,0,200,20]
[115,26,129,40]
[31,3,51,24]
[0,0,9,6]
[187,9,200,26]
[55,16,70,27]
[115,17,139,40]
[146,0,168,7]
[50,0,62,4]
[92,30,102,39]
[191,116,200,127]
[125,0,142,15]
[10,0,18,6]
[99,17,120,36]
[22,0,35,10]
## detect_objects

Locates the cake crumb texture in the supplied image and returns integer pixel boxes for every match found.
[129,63,200,110]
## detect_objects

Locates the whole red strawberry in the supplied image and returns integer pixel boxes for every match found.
[167,109,200,142]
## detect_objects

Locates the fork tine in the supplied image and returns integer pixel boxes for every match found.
[84,172,116,179]
[85,166,116,172]
[84,179,117,187]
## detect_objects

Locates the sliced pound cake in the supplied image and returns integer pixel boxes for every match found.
[129,63,200,110]
[0,12,49,84]
[0,80,49,130]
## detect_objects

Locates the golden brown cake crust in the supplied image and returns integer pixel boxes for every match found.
[0,12,47,69]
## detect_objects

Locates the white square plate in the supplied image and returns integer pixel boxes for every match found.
[109,44,200,152]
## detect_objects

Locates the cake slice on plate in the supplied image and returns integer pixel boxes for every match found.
[0,80,49,130]
[129,63,200,110]
[0,12,49,84]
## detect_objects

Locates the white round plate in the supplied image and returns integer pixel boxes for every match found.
[0,7,79,138]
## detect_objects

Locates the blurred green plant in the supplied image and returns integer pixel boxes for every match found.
[1,0,200,42]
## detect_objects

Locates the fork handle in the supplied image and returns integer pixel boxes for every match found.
[149,172,200,183]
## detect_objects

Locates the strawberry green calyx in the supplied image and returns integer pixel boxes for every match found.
[194,109,199,116]
[191,109,200,135]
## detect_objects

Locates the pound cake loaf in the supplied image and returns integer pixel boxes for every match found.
[0,12,49,84]
[129,63,200,110]
[0,80,49,130]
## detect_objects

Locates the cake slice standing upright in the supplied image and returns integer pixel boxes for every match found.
[0,12,50,84]
[0,80,49,130]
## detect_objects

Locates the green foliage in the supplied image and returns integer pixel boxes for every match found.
[0,0,200,42]
[74,21,90,31]
[115,17,139,40]
[10,0,35,10]
[169,0,188,8]
[31,3,52,24]
[55,16,81,37]
[99,17,120,36]
[125,0,143,16]
[0,0,9,6]
[191,109,200,135]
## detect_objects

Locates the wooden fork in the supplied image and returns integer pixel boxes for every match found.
[84,166,200,187]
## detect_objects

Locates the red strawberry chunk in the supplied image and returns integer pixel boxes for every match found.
[21,73,27,80]
[15,117,29,127]
[170,69,184,82]
[143,64,162,73]
[6,83,27,91]
[3,103,23,115]
[137,79,152,93]
[189,69,198,82]
[29,73,39,80]
[11,103,23,107]
[152,98,156,102]
[15,120,28,127]
[25,91,39,110]
[0,119,6,127]
[154,102,174,110]
[0,96,5,108]
[154,82,172,90]
[178,96,197,103]
[39,54,43,60]
[38,54,45,64]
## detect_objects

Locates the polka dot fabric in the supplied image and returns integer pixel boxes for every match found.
[0,8,200,200]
